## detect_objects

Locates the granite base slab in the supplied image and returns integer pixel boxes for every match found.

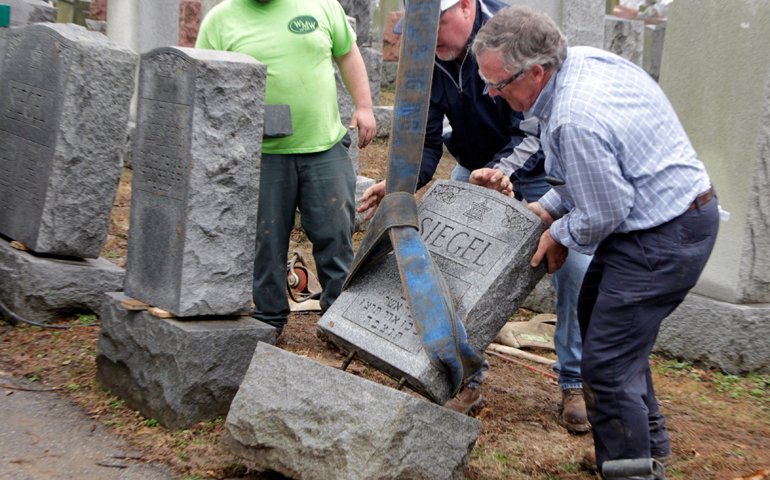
[655,292,770,374]
[319,180,547,404]
[223,343,480,480]
[0,236,124,324]
[96,292,275,430]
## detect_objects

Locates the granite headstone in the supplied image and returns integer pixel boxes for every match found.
[603,15,644,66]
[124,47,265,317]
[318,180,547,404]
[0,23,136,258]
[223,343,481,480]
[5,0,57,27]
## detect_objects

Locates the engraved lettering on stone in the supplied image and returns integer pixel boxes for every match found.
[421,213,504,272]
[136,100,189,201]
[342,295,421,353]
[463,201,491,222]
[429,184,460,204]
[5,81,49,128]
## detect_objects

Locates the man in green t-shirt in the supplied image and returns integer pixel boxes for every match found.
[197,0,376,337]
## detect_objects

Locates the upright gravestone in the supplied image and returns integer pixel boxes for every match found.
[603,15,644,66]
[318,180,547,404]
[339,0,374,46]
[643,22,665,81]
[106,0,179,54]
[124,46,266,317]
[655,0,770,373]
[504,0,605,48]
[5,0,57,27]
[0,23,136,258]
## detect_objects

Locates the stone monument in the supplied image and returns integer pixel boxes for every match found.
[655,0,770,373]
[4,0,57,27]
[223,343,481,480]
[0,23,133,324]
[124,46,265,317]
[603,14,644,66]
[502,0,606,48]
[318,180,547,404]
[0,23,134,258]
[97,47,275,429]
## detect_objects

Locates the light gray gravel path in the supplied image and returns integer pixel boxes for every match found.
[0,370,174,480]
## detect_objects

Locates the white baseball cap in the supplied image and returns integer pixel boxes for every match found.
[393,0,461,35]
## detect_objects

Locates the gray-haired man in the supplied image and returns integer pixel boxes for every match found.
[472,5,719,476]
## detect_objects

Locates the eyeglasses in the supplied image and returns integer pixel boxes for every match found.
[482,68,525,94]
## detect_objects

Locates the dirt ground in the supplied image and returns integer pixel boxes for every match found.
[1,91,769,479]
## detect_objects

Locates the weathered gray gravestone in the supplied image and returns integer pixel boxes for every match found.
[0,237,124,324]
[603,15,644,66]
[96,292,275,430]
[124,47,266,317]
[654,0,770,373]
[643,22,666,81]
[0,23,136,258]
[5,0,57,27]
[223,343,481,480]
[318,180,547,404]
[502,0,605,48]
[339,0,374,46]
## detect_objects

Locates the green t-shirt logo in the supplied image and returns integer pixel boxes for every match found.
[288,16,319,34]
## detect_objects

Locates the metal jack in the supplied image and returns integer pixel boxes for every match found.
[603,458,668,480]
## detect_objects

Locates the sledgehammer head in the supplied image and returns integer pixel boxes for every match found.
[602,458,668,479]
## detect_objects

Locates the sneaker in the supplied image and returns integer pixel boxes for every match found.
[560,388,591,433]
[444,387,483,414]
[581,449,674,473]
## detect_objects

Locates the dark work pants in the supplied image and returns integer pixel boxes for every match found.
[577,196,719,476]
[252,135,356,330]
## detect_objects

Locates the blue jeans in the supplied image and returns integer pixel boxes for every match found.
[517,171,589,391]
[252,136,356,331]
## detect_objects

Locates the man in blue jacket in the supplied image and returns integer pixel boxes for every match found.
[359,0,592,432]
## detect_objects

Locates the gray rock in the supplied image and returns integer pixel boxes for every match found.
[122,120,136,169]
[5,0,57,27]
[335,66,360,173]
[360,45,383,106]
[96,292,275,430]
[124,47,265,317]
[84,19,107,33]
[354,175,376,232]
[503,0,605,48]
[223,342,481,480]
[0,27,7,79]
[655,293,770,374]
[603,15,644,66]
[0,23,137,258]
[319,180,547,404]
[0,237,125,325]
[381,60,398,89]
[520,274,556,314]
[373,105,393,138]
[339,0,374,46]
[643,22,666,81]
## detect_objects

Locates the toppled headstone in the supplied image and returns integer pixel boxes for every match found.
[318,180,547,404]
[223,343,481,480]
[5,0,57,27]
[604,15,644,66]
[0,237,124,324]
[0,23,137,258]
[97,292,275,429]
[124,47,265,317]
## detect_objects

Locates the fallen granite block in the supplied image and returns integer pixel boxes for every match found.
[223,343,481,480]
[0,237,124,324]
[96,292,275,430]
[354,175,376,232]
[318,180,547,404]
[373,105,393,138]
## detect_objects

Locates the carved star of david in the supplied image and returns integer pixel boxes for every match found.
[463,201,491,222]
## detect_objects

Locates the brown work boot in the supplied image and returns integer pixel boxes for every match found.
[580,449,674,472]
[444,387,483,415]
[559,388,591,433]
